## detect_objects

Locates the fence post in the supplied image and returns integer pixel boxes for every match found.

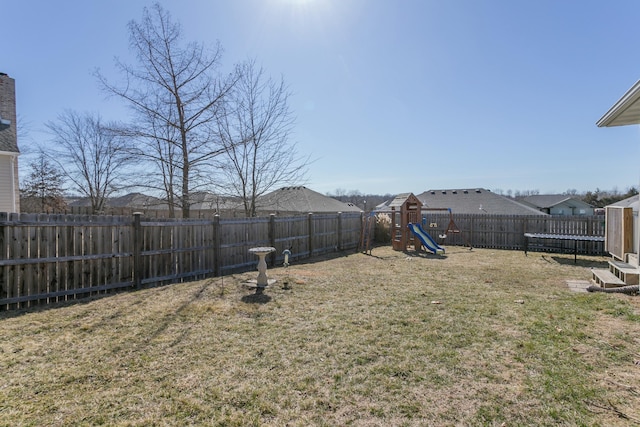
[133,212,142,289]
[308,213,314,259]
[213,214,221,277]
[269,214,276,267]
[337,212,343,251]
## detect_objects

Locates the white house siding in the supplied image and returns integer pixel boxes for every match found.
[0,154,18,213]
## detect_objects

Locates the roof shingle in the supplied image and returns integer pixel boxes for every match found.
[256,186,363,214]
[377,188,546,216]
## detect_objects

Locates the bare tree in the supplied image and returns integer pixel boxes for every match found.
[118,108,183,217]
[20,152,67,213]
[329,188,348,198]
[45,110,130,214]
[514,189,540,199]
[97,3,236,218]
[215,59,308,217]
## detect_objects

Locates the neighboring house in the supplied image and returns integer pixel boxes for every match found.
[377,188,545,216]
[66,192,243,213]
[67,193,169,211]
[0,73,19,213]
[377,188,546,216]
[65,188,362,217]
[520,194,595,216]
[187,192,248,214]
[255,186,362,215]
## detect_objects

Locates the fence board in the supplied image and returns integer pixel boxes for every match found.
[0,211,606,310]
[414,213,605,254]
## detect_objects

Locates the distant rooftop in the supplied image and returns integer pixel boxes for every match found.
[377,188,546,216]
[256,186,362,214]
[520,194,593,209]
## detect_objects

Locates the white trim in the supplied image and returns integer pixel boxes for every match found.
[0,150,19,156]
[9,155,17,212]
[597,79,640,127]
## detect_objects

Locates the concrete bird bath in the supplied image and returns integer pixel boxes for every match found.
[248,246,276,294]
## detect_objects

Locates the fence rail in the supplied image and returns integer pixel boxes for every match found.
[0,212,362,310]
[412,213,606,255]
[1,212,607,311]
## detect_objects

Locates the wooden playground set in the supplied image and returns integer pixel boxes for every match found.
[359,193,470,255]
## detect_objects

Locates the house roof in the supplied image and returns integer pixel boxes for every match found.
[597,79,640,127]
[67,192,246,211]
[108,193,167,209]
[520,194,593,209]
[0,73,19,153]
[67,193,169,209]
[67,189,362,214]
[188,192,243,211]
[408,188,547,216]
[256,186,362,214]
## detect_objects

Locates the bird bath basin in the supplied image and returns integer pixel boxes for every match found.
[248,247,276,294]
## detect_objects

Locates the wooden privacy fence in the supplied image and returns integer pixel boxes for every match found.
[0,212,362,310]
[0,211,608,311]
[413,213,606,254]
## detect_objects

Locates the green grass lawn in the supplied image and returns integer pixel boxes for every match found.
[1,246,639,426]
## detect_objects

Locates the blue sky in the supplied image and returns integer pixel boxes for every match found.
[4,0,640,196]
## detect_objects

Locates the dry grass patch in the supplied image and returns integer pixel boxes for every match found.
[1,246,640,426]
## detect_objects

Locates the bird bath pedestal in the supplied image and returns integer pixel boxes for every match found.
[248,247,276,294]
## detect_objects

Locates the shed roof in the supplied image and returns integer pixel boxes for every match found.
[597,79,640,127]
[609,194,639,210]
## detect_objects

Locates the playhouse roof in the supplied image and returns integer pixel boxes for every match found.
[386,193,422,209]
[597,79,640,127]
